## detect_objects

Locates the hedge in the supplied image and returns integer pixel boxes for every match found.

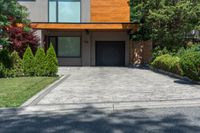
[23,46,35,76]
[0,46,58,78]
[10,51,23,77]
[0,49,13,69]
[34,48,46,76]
[180,51,200,81]
[0,63,5,78]
[45,44,58,76]
[151,54,183,75]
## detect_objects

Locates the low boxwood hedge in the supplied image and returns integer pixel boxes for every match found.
[0,63,5,78]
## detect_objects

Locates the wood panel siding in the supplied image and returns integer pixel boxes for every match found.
[91,0,130,22]
[31,23,137,30]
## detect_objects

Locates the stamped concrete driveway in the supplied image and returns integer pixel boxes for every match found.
[1,67,200,133]
[29,67,200,109]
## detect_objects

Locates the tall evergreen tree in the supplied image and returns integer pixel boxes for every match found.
[45,44,58,76]
[23,46,34,76]
[34,48,46,76]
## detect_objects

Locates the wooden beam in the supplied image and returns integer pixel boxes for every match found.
[30,23,138,30]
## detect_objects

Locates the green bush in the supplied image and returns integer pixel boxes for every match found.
[9,51,24,77]
[23,46,35,76]
[180,51,200,81]
[45,44,58,76]
[151,54,183,75]
[176,47,186,57]
[177,44,200,57]
[0,49,13,69]
[188,45,200,52]
[34,48,46,76]
[0,63,5,78]
[152,47,170,60]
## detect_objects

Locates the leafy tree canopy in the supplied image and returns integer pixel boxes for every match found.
[0,0,30,46]
[131,0,200,51]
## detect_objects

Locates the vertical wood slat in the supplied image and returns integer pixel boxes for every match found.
[91,0,130,22]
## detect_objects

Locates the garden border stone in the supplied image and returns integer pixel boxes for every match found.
[21,75,71,107]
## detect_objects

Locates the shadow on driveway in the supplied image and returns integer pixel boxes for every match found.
[1,106,200,133]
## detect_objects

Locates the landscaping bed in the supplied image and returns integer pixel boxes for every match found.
[0,44,59,108]
[0,77,58,107]
[151,45,200,82]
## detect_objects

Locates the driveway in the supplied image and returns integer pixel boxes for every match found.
[1,67,200,133]
[25,67,200,109]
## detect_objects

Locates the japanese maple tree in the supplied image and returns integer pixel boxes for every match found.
[0,0,39,56]
[6,26,39,57]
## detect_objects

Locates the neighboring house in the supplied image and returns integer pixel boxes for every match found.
[18,0,140,66]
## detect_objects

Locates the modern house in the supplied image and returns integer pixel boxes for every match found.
[18,0,150,66]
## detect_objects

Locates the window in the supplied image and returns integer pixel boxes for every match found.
[49,0,57,22]
[49,0,81,22]
[49,37,81,58]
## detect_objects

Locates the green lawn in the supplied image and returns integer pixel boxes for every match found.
[0,77,58,107]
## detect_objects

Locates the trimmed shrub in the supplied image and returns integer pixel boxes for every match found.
[151,54,183,75]
[10,51,23,77]
[34,48,46,76]
[180,51,200,81]
[45,44,58,76]
[23,46,35,76]
[0,49,13,69]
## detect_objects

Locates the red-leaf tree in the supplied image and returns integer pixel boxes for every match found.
[6,26,39,57]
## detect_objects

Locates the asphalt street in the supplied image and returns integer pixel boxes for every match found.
[1,106,200,133]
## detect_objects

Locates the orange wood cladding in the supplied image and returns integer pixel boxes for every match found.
[31,23,137,30]
[91,0,130,22]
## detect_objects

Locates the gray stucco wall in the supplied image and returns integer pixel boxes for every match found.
[18,0,90,22]
[18,0,48,22]
[81,0,91,22]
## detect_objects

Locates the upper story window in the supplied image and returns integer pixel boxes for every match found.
[49,0,81,23]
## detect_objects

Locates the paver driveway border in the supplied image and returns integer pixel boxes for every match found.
[21,75,70,107]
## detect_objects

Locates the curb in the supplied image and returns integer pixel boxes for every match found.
[21,75,71,107]
[148,66,200,85]
[2,99,200,115]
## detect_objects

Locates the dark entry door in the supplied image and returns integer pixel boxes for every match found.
[96,41,125,66]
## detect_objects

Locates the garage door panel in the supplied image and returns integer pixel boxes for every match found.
[96,41,125,66]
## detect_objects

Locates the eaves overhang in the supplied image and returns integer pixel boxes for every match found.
[30,22,139,31]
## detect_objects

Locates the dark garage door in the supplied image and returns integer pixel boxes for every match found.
[96,41,125,66]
